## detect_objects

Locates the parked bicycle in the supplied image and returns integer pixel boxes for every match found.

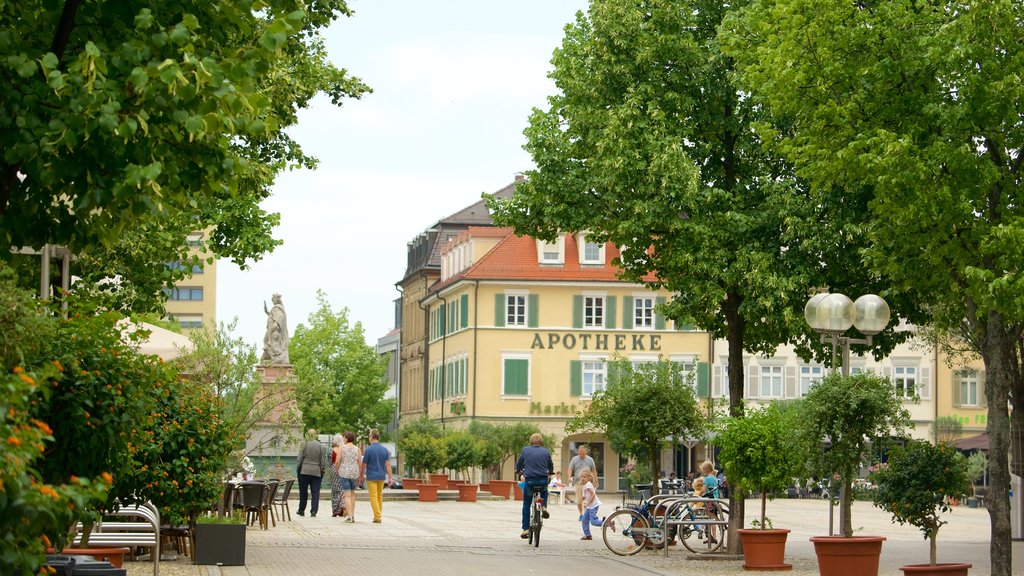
[602,484,728,556]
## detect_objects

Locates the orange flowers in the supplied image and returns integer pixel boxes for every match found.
[7,436,21,447]
[37,485,59,499]
[31,419,52,435]
[101,472,113,484]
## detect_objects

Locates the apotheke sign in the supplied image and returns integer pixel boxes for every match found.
[529,332,662,352]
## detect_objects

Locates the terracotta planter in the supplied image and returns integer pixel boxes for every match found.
[417,483,440,502]
[513,483,524,501]
[479,482,491,493]
[457,483,479,502]
[488,480,514,499]
[810,536,886,576]
[899,563,971,576]
[738,529,792,571]
[429,474,449,489]
[53,547,129,568]
[448,479,468,487]
[402,477,420,490]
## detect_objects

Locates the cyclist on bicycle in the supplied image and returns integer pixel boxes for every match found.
[514,432,553,539]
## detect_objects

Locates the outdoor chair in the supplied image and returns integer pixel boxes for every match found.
[263,480,280,528]
[273,478,295,521]
[238,481,269,530]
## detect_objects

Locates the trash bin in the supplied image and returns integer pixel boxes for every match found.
[45,555,127,576]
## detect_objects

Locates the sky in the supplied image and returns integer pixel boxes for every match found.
[217,1,590,349]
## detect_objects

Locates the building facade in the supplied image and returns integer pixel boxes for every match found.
[164,231,217,333]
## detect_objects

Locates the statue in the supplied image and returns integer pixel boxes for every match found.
[262,293,290,364]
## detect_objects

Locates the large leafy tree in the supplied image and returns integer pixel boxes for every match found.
[290,291,392,435]
[0,0,368,301]
[566,359,705,494]
[722,2,1023,571]
[488,0,910,549]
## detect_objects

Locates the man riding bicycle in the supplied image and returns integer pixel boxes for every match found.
[514,432,553,539]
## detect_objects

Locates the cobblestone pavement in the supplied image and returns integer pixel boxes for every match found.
[126,494,1020,576]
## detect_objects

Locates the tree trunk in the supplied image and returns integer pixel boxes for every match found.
[840,476,853,537]
[929,532,937,566]
[724,291,746,554]
[979,313,1013,576]
[649,443,660,497]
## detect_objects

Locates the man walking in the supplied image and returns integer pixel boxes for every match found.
[296,428,326,517]
[515,433,553,538]
[360,428,392,523]
[567,444,596,517]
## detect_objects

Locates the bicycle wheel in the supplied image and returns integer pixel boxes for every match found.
[680,512,725,553]
[530,504,542,547]
[602,509,649,556]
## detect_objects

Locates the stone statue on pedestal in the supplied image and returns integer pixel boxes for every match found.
[262,293,290,364]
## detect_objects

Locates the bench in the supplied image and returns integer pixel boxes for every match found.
[72,501,160,576]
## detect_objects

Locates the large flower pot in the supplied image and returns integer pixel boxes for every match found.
[402,477,420,490]
[194,523,246,566]
[899,564,971,576]
[738,529,792,571]
[448,479,468,488]
[513,483,524,501]
[479,482,491,493]
[488,480,514,499]
[457,483,479,502]
[417,483,440,502]
[810,536,886,576]
[429,474,449,489]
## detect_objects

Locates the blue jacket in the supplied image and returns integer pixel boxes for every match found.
[515,445,553,480]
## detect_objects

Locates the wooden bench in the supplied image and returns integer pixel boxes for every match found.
[73,501,160,576]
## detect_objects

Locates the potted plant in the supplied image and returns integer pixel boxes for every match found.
[964,452,986,508]
[399,433,447,502]
[799,372,912,576]
[398,416,442,493]
[717,402,800,571]
[444,431,480,502]
[193,513,246,566]
[870,440,972,576]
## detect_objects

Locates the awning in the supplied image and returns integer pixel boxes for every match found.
[955,433,988,452]
[119,320,192,361]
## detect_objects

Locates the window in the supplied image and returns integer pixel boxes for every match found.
[582,360,606,396]
[893,365,918,398]
[175,314,203,329]
[503,355,530,396]
[506,294,527,326]
[167,261,203,274]
[584,296,604,327]
[634,297,655,329]
[164,287,204,301]
[956,369,979,406]
[720,364,730,398]
[799,365,825,396]
[186,233,203,247]
[537,236,564,264]
[578,234,605,264]
[760,365,783,398]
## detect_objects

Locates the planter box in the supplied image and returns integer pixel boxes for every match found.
[899,563,971,576]
[488,480,514,499]
[810,535,885,576]
[417,483,440,502]
[738,528,791,571]
[194,523,246,566]
[457,483,479,502]
[53,547,129,568]
[403,477,421,490]
[429,474,449,489]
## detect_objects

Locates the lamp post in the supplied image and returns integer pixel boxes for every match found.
[804,292,890,535]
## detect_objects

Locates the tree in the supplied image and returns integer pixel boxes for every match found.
[290,291,392,435]
[174,319,300,465]
[0,1,369,301]
[566,358,705,495]
[487,0,914,549]
[722,2,1023,571]
[932,416,963,446]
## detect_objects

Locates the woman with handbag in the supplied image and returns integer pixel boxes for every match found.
[336,431,362,522]
[329,435,347,517]
[296,428,326,517]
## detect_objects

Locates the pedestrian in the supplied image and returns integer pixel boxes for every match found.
[360,428,392,523]
[336,431,362,522]
[514,432,553,539]
[699,460,721,544]
[578,469,610,540]
[716,467,729,498]
[296,428,327,517]
[329,435,346,517]
[566,444,596,518]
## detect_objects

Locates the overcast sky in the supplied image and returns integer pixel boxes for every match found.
[216,1,589,349]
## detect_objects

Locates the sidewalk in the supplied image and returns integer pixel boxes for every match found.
[129,494,1018,576]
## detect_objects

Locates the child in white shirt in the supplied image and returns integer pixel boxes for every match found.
[579,469,610,539]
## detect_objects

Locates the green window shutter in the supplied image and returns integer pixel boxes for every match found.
[528,294,539,328]
[572,295,583,328]
[952,371,962,407]
[622,296,634,330]
[696,362,710,397]
[605,296,617,329]
[504,358,528,395]
[570,360,582,396]
[439,303,446,335]
[461,295,469,329]
[979,370,987,407]
[655,296,666,330]
[494,293,505,327]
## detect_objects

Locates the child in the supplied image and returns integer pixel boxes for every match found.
[549,471,573,504]
[698,460,719,544]
[690,477,706,509]
[579,469,611,540]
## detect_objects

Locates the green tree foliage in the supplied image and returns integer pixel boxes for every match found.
[175,319,299,465]
[443,430,479,481]
[871,441,970,565]
[290,292,392,435]
[717,403,801,529]
[798,372,911,537]
[931,415,963,446]
[967,452,987,495]
[399,434,446,479]
[722,3,1024,570]
[0,0,369,303]
[567,358,704,494]
[0,267,110,575]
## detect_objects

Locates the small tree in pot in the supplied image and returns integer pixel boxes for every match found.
[717,402,802,570]
[871,440,972,574]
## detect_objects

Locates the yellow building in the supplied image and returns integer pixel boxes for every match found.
[420,226,713,490]
[164,231,217,333]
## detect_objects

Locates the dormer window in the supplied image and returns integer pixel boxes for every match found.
[536,235,564,264]
[577,233,605,265]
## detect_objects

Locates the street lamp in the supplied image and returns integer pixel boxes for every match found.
[804,292,890,535]
[804,293,890,376]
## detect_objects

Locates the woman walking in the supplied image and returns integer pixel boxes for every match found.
[336,431,362,522]
[329,435,346,517]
